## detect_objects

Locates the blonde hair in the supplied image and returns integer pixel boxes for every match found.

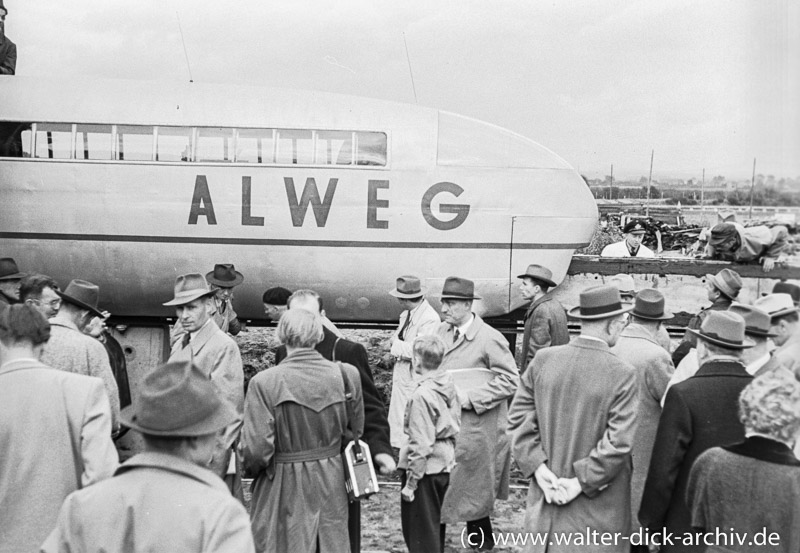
[413,334,446,371]
[277,309,324,348]
[739,369,800,443]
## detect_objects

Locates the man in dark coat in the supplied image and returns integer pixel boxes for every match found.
[0,3,16,76]
[274,289,393,553]
[0,257,24,306]
[639,311,754,552]
[516,264,569,371]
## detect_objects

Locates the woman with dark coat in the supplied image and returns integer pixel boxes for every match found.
[686,369,800,553]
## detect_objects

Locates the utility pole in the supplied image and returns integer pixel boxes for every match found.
[610,164,614,200]
[749,157,756,220]
[645,149,654,217]
[700,168,705,210]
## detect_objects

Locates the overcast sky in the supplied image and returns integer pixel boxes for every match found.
[7,0,799,180]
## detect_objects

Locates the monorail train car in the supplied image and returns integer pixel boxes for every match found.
[0,76,597,329]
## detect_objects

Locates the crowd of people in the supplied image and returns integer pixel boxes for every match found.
[1,252,799,553]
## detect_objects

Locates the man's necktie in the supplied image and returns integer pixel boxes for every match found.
[398,311,412,341]
[453,328,461,343]
[181,333,191,349]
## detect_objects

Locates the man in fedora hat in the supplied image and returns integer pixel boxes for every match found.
[516,264,569,371]
[640,311,754,552]
[386,275,441,447]
[601,219,656,258]
[729,303,785,377]
[165,273,245,497]
[0,257,25,306]
[672,267,743,366]
[608,274,672,352]
[170,263,245,347]
[770,281,800,306]
[0,1,15,76]
[0,304,118,553]
[609,288,675,531]
[434,276,519,548]
[509,285,637,553]
[42,358,255,553]
[755,293,800,377]
[40,279,121,434]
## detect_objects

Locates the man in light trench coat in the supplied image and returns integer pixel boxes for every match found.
[508,285,638,553]
[435,276,520,550]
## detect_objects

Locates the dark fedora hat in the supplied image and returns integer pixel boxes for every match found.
[769,282,800,306]
[0,258,25,281]
[706,268,743,300]
[120,357,237,437]
[568,285,633,320]
[729,303,777,338]
[631,288,673,321]
[688,311,754,350]
[440,276,481,301]
[205,263,244,288]
[517,264,556,288]
[56,279,104,318]
[163,273,217,306]
[389,275,426,299]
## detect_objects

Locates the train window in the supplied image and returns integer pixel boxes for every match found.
[236,129,275,163]
[355,132,387,166]
[437,112,570,169]
[316,131,352,165]
[76,124,113,160]
[34,123,73,159]
[117,125,154,161]
[276,129,313,165]
[156,126,192,162]
[196,127,234,163]
[0,122,31,157]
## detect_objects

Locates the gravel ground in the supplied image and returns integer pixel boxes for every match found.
[235,326,529,552]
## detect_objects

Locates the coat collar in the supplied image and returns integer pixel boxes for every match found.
[445,313,485,348]
[619,322,659,345]
[0,357,48,376]
[572,335,610,351]
[695,359,751,378]
[49,315,81,333]
[525,293,551,318]
[282,347,327,365]
[117,451,231,492]
[188,318,219,353]
[723,436,800,467]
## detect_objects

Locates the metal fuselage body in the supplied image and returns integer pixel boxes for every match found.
[0,77,597,323]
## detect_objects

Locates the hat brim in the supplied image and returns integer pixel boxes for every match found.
[768,306,800,320]
[205,270,244,288]
[626,230,646,235]
[163,289,216,306]
[568,303,633,320]
[745,328,778,338]
[517,274,557,288]
[440,294,482,301]
[705,274,739,299]
[687,328,755,349]
[389,287,426,299]
[56,290,104,318]
[0,272,26,281]
[119,401,238,438]
[631,310,674,321]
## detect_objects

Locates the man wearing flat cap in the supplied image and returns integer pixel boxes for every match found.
[40,279,121,434]
[609,289,675,531]
[704,221,789,272]
[601,219,656,258]
[170,263,244,347]
[386,275,441,447]
[434,276,519,547]
[516,264,569,372]
[640,311,754,552]
[42,358,255,552]
[0,305,118,553]
[509,285,638,553]
[0,257,24,306]
[755,293,800,377]
[165,273,245,497]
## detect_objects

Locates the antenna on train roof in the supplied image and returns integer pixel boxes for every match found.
[176,11,194,83]
[403,32,418,104]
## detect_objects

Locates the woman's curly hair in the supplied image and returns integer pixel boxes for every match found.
[739,368,800,443]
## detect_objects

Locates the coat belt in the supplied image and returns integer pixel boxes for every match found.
[274,444,340,463]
